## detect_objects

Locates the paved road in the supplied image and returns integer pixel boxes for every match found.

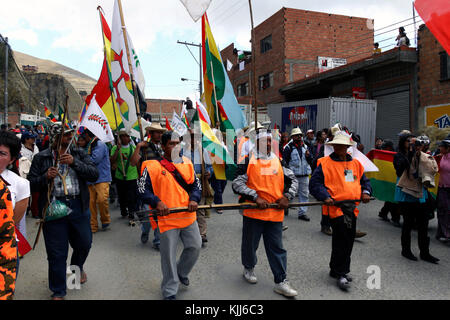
[15,184,450,300]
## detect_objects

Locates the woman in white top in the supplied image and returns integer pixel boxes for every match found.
[0,132,31,241]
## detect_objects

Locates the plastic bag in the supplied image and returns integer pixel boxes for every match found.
[45,199,72,222]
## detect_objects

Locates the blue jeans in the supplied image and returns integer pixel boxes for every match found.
[43,197,92,298]
[211,176,227,205]
[296,176,309,216]
[141,222,160,246]
[241,216,287,284]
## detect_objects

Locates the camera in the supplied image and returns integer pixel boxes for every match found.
[414,140,423,147]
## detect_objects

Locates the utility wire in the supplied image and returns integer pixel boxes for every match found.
[326,20,423,59]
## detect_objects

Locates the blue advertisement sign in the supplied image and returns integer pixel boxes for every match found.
[281,105,318,134]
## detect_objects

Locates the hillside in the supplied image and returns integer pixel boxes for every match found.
[13,51,96,94]
[0,41,87,123]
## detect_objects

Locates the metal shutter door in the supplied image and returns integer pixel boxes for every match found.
[373,90,410,145]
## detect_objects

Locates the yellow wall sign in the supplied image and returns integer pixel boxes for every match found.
[425,104,450,128]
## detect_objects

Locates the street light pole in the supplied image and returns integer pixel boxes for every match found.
[177,41,202,96]
[4,37,9,126]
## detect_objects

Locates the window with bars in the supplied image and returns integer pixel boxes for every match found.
[237,82,249,97]
[258,72,273,90]
[260,35,272,54]
[440,51,450,81]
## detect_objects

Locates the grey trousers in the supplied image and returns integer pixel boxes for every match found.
[160,221,202,298]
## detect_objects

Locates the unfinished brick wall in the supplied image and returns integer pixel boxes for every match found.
[221,7,374,106]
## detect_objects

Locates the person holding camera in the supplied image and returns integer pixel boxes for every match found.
[394,132,439,264]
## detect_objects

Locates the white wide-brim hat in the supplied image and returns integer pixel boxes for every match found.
[325,131,356,146]
[290,127,303,138]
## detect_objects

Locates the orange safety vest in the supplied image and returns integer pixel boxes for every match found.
[243,155,285,222]
[0,178,16,300]
[318,156,364,219]
[141,157,196,234]
[237,136,249,164]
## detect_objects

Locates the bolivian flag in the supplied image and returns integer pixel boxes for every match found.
[366,149,440,202]
[202,13,247,132]
[192,102,236,180]
[84,8,124,131]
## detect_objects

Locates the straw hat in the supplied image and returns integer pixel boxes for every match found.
[290,127,303,138]
[330,123,343,136]
[145,122,167,132]
[245,121,263,135]
[325,131,356,146]
[118,128,130,136]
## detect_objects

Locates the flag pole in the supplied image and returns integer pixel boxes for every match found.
[116,0,145,142]
[97,6,127,178]
[248,0,257,125]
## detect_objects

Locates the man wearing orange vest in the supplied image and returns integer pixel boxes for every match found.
[309,131,372,290]
[137,131,202,300]
[232,130,299,298]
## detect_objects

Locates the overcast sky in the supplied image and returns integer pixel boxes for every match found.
[1,0,423,101]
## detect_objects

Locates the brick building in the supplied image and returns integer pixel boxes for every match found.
[220,7,374,116]
[417,24,450,129]
[145,98,184,122]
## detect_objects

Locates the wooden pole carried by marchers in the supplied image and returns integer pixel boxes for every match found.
[132,198,376,218]
[116,0,145,142]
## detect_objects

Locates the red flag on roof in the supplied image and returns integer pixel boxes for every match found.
[415,0,450,54]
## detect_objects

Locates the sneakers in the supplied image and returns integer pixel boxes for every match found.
[216,209,223,214]
[274,279,298,297]
[298,214,310,221]
[164,295,176,300]
[243,268,258,284]
[152,243,160,251]
[141,232,149,244]
[101,223,110,231]
[321,226,332,236]
[329,270,352,282]
[178,275,190,286]
[282,225,288,231]
[355,230,367,238]
[337,276,350,290]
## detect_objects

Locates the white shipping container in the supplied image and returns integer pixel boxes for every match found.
[267,97,377,153]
